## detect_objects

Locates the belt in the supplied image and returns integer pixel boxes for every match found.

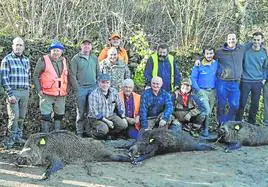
[200,88,214,91]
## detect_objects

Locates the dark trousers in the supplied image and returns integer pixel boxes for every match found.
[236,81,262,123]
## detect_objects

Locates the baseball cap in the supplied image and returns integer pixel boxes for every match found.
[99,74,111,81]
[81,38,92,44]
[109,33,120,40]
[181,78,192,86]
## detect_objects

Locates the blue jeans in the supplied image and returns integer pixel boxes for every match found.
[75,86,96,135]
[236,81,262,123]
[216,80,240,124]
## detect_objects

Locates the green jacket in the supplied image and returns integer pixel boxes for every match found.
[69,53,99,92]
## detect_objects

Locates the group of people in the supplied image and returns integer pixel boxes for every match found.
[0,31,268,149]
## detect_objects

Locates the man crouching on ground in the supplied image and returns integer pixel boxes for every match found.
[88,74,128,139]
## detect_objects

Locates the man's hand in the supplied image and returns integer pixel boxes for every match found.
[103,118,114,129]
[184,113,191,121]
[38,91,44,97]
[126,117,136,125]
[145,86,151,90]
[8,95,16,104]
[159,119,167,128]
[262,80,266,85]
[122,118,128,126]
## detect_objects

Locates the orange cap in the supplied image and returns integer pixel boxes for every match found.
[109,33,120,40]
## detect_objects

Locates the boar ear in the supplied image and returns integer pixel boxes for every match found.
[33,134,48,146]
[149,138,155,144]
[234,124,241,131]
[39,138,46,145]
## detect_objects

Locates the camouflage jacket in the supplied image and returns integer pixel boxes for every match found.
[99,59,130,91]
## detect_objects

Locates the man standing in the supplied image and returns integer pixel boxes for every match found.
[99,47,130,91]
[191,46,218,136]
[98,33,128,64]
[88,74,128,139]
[216,33,245,124]
[1,37,30,148]
[69,38,100,137]
[236,32,267,124]
[140,76,176,131]
[144,43,181,93]
[33,41,68,133]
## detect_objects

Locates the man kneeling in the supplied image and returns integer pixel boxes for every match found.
[88,74,128,139]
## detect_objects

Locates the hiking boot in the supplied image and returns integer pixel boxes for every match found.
[2,136,15,149]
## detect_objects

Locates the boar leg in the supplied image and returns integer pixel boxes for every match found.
[132,151,156,165]
[224,141,242,152]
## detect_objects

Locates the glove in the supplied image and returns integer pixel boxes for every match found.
[159,119,167,128]
[184,113,191,121]
[145,86,151,90]
[194,59,201,66]
[126,117,136,125]
[103,118,114,129]
[8,95,16,104]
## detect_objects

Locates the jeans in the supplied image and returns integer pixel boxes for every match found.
[216,79,240,124]
[75,86,96,135]
[236,81,262,123]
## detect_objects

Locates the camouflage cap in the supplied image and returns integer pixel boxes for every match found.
[181,78,192,86]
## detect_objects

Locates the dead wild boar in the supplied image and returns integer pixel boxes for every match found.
[128,128,215,164]
[218,121,268,151]
[19,130,130,179]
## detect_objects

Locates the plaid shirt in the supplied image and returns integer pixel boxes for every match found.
[140,88,173,128]
[88,87,125,119]
[1,52,30,96]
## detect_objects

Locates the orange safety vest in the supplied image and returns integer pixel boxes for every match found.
[119,91,141,130]
[40,55,68,96]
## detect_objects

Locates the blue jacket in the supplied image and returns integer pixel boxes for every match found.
[190,59,218,92]
[140,88,173,128]
[242,45,268,82]
[216,44,245,81]
[144,55,181,92]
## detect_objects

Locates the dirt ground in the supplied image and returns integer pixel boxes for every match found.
[0,140,268,187]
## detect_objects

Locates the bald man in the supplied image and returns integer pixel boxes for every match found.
[1,37,30,148]
[99,47,130,91]
[140,76,175,130]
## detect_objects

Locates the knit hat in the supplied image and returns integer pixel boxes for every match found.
[49,41,64,51]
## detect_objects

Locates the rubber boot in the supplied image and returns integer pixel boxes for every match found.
[41,120,51,133]
[54,120,61,131]
[16,119,26,145]
[200,115,209,137]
